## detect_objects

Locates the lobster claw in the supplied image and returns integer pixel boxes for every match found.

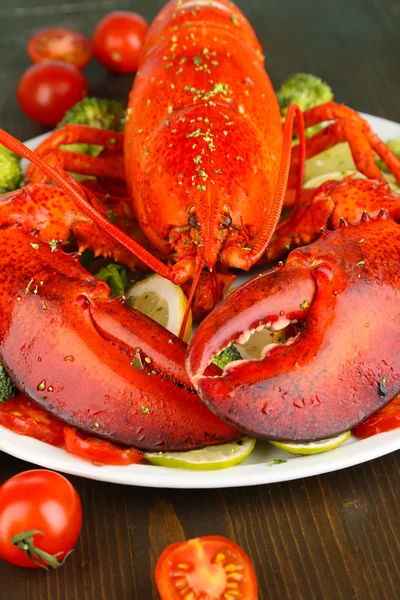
[0,227,239,451]
[187,214,400,441]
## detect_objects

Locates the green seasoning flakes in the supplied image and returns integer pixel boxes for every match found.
[187,128,202,138]
[300,300,309,309]
[106,209,118,224]
[25,277,34,294]
[48,239,59,252]
[268,459,287,466]
[131,348,144,371]
[378,377,388,399]
[141,406,150,415]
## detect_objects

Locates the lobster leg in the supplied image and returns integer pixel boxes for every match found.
[0,183,158,270]
[290,101,400,188]
[0,130,188,284]
[25,125,124,183]
[0,226,239,450]
[28,150,126,184]
[266,177,400,263]
[187,213,400,441]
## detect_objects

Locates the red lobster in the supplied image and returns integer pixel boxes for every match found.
[0,0,399,448]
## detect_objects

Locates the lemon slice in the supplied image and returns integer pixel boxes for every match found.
[126,275,192,342]
[269,431,351,455]
[144,438,256,470]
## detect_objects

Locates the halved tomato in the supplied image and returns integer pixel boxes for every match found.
[0,394,64,446]
[155,536,259,599]
[27,28,92,70]
[63,426,144,466]
[352,396,400,438]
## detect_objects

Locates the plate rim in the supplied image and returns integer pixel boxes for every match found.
[1,111,399,489]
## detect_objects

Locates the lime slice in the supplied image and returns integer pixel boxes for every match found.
[304,141,400,192]
[304,170,365,189]
[144,438,256,470]
[305,143,355,180]
[126,274,192,342]
[270,431,351,455]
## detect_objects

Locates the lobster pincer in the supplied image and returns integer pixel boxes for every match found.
[0,227,239,451]
[187,213,400,441]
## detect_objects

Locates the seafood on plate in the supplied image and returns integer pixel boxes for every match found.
[0,0,399,458]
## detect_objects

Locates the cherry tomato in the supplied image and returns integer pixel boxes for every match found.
[27,28,92,70]
[155,536,259,600]
[0,394,64,446]
[64,426,144,466]
[0,470,82,568]
[353,396,400,438]
[93,11,148,73]
[17,61,87,126]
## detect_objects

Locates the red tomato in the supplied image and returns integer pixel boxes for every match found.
[64,426,144,466]
[353,396,400,438]
[27,28,92,70]
[93,11,148,73]
[17,61,87,126]
[156,536,259,600]
[0,394,64,446]
[0,470,82,568]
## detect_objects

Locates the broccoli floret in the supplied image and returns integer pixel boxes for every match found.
[277,73,333,139]
[376,137,400,172]
[0,145,22,194]
[0,363,17,404]
[59,97,125,131]
[212,345,242,370]
[95,263,129,298]
[58,97,126,157]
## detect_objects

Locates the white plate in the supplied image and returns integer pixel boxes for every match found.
[1,112,399,489]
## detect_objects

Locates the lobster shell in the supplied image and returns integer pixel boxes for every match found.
[0,226,239,450]
[124,0,283,270]
[187,214,400,441]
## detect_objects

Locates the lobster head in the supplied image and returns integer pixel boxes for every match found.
[187,213,400,441]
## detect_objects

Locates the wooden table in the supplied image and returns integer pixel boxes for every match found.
[0,0,399,598]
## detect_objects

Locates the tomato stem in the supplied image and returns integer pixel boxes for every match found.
[11,530,73,569]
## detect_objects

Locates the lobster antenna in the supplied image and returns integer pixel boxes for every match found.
[179,258,205,340]
[0,129,180,284]
[247,104,306,265]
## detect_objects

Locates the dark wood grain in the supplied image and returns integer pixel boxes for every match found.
[0,1,399,598]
